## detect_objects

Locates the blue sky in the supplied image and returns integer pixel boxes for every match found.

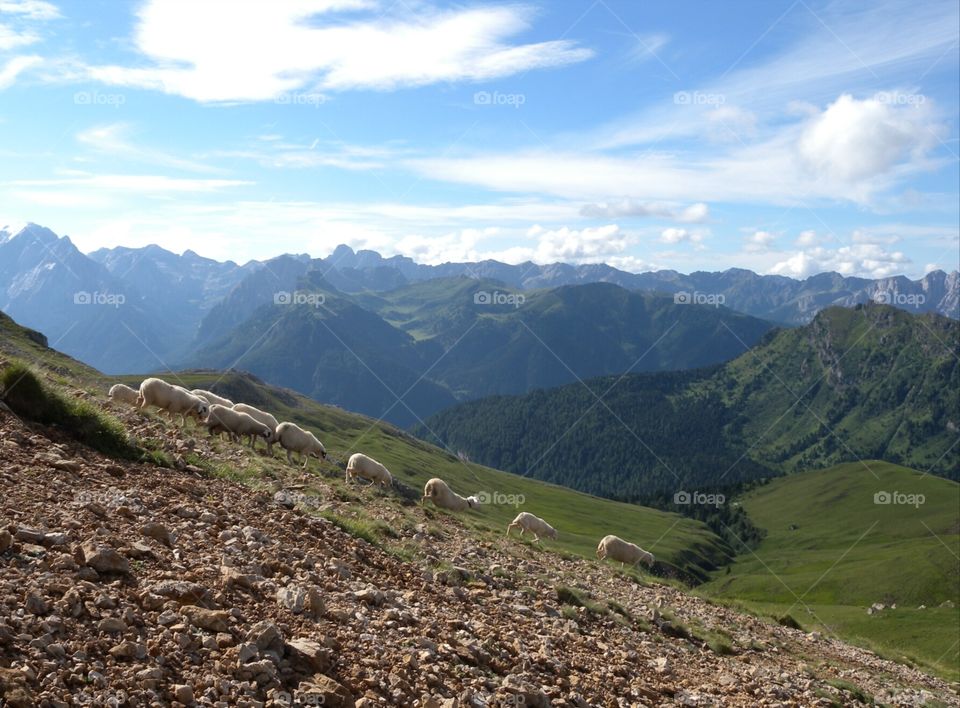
[0,0,957,278]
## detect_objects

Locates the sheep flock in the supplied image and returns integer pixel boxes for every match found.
[110,376,657,576]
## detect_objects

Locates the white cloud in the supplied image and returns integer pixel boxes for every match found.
[0,23,36,49]
[795,230,819,246]
[677,202,709,223]
[6,174,251,210]
[660,228,688,244]
[0,54,39,88]
[745,230,775,253]
[87,0,592,102]
[77,123,224,173]
[596,0,958,149]
[580,199,709,222]
[409,91,945,207]
[706,105,758,141]
[525,224,629,264]
[770,243,912,279]
[0,1,61,20]
[798,94,936,182]
[394,228,497,265]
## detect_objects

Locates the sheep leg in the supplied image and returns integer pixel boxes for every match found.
[533,534,540,542]
[301,454,309,470]
[505,523,517,537]
[286,449,294,465]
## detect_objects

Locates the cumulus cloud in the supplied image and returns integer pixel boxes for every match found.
[770,243,911,279]
[87,0,593,102]
[798,93,935,182]
[745,230,776,252]
[394,227,498,265]
[795,230,820,247]
[660,228,687,244]
[580,199,709,222]
[659,227,706,246]
[526,224,629,263]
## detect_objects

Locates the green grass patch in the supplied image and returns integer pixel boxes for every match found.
[701,461,960,681]
[556,585,606,615]
[1,362,140,460]
[318,511,383,547]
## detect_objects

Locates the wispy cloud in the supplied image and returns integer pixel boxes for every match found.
[85,0,593,102]
[77,123,226,174]
[0,53,38,87]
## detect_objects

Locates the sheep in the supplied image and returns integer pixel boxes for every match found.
[422,478,479,511]
[345,453,393,488]
[596,534,655,570]
[137,377,209,425]
[505,512,557,542]
[108,383,139,406]
[203,404,273,449]
[232,403,279,453]
[275,422,326,469]
[191,389,234,408]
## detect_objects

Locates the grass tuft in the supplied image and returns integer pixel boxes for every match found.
[1,362,140,460]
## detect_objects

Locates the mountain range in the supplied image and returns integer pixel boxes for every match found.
[1,223,957,425]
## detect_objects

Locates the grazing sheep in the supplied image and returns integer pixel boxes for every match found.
[191,389,234,408]
[345,453,393,488]
[506,512,558,542]
[137,377,209,425]
[108,383,139,406]
[275,422,326,469]
[203,404,274,449]
[422,478,478,511]
[596,534,655,570]
[232,403,279,453]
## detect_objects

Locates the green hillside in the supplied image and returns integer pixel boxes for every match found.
[124,370,728,582]
[700,461,960,680]
[418,304,960,503]
[0,309,729,582]
[192,274,775,425]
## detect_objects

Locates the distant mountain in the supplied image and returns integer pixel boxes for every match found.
[315,245,959,324]
[0,224,259,373]
[416,303,960,503]
[189,273,775,425]
[0,223,955,379]
[89,243,255,350]
[0,224,169,373]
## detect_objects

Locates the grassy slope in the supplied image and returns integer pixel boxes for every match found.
[716,305,959,475]
[0,308,730,580]
[125,370,727,581]
[700,460,960,680]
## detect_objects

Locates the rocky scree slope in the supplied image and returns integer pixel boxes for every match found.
[0,404,956,706]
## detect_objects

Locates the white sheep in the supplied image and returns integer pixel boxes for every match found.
[191,389,234,408]
[506,512,557,542]
[137,377,209,425]
[275,422,326,469]
[108,383,139,406]
[422,478,479,511]
[232,403,279,454]
[204,404,274,449]
[596,534,655,570]
[345,453,393,488]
